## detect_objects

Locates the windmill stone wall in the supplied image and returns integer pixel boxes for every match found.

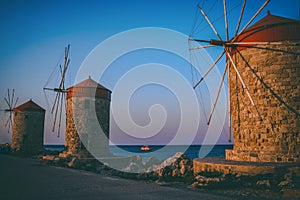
[226,42,300,162]
[193,13,299,177]
[64,77,111,157]
[224,13,300,163]
[11,100,45,154]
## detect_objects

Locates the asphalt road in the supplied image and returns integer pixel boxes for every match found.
[0,154,233,200]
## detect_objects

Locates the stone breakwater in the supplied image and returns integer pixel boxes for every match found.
[41,152,194,183]
[39,152,300,199]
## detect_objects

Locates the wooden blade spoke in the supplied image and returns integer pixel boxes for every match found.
[51,92,60,114]
[59,64,63,76]
[63,45,70,71]
[5,112,13,133]
[63,93,67,117]
[235,0,246,37]
[13,97,19,109]
[11,89,15,108]
[9,114,12,129]
[237,0,270,37]
[52,92,61,132]
[60,63,65,90]
[5,114,11,127]
[189,45,216,50]
[62,59,70,90]
[58,47,70,91]
[225,48,263,121]
[65,44,70,62]
[62,59,70,83]
[189,38,212,44]
[64,49,68,67]
[226,61,232,142]
[43,87,55,91]
[57,92,64,138]
[4,97,10,109]
[223,0,229,41]
[197,4,223,41]
[207,63,228,125]
[194,50,225,89]
[230,41,289,46]
[7,89,11,108]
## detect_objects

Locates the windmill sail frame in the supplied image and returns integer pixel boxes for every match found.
[43,44,70,137]
[189,0,300,142]
[0,89,19,133]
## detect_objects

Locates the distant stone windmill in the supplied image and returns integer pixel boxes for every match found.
[189,0,300,164]
[0,89,45,154]
[0,89,18,133]
[11,99,45,153]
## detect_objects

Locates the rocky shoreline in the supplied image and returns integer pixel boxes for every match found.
[0,144,299,200]
[39,151,299,200]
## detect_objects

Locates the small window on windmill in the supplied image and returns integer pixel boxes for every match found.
[84,100,90,109]
[25,115,29,119]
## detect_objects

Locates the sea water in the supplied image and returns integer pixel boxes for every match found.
[44,144,233,161]
[109,145,233,161]
[44,145,65,151]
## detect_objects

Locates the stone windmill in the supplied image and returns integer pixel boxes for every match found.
[11,99,45,154]
[189,0,299,163]
[64,76,111,157]
[44,45,112,158]
[1,90,45,154]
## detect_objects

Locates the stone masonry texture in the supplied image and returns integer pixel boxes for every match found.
[226,41,300,162]
[65,92,111,156]
[11,110,45,153]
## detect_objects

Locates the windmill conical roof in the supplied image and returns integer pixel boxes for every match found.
[14,99,45,112]
[69,76,110,90]
[67,76,111,99]
[234,11,300,43]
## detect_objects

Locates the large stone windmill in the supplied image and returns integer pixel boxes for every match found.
[225,12,300,163]
[189,0,299,175]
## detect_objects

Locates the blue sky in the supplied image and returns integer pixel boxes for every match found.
[0,0,299,145]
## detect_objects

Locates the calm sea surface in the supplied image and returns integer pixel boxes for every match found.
[45,144,233,161]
